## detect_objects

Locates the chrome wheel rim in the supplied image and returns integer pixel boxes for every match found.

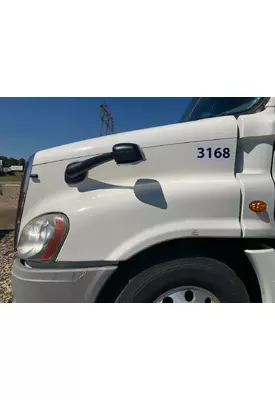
[154,286,220,303]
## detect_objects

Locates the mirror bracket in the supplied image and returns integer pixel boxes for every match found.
[65,143,144,185]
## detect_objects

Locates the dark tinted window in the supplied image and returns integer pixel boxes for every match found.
[181,97,265,122]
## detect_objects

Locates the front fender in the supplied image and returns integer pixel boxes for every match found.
[57,174,240,262]
[21,118,241,262]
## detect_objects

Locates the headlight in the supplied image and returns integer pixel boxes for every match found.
[17,213,69,261]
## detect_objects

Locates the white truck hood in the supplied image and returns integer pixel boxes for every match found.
[33,116,238,165]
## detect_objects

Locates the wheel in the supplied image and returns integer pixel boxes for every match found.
[116,257,250,303]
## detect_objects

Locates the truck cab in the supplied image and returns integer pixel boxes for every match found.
[12,97,275,302]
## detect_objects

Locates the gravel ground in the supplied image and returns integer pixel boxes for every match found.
[0,190,19,229]
[0,189,19,302]
[0,232,14,303]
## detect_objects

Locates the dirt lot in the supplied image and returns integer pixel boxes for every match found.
[0,186,19,302]
[0,232,14,303]
[0,197,18,229]
[0,172,23,183]
[0,186,19,229]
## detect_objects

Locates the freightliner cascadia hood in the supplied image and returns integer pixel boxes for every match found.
[33,117,237,165]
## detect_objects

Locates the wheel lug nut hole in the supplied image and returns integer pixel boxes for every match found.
[205,297,211,303]
[162,296,174,303]
[184,290,194,302]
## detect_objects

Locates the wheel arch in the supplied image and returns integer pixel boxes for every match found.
[97,237,262,303]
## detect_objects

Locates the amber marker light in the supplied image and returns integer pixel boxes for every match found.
[249,201,267,213]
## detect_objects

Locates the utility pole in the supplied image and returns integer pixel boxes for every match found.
[100,104,114,136]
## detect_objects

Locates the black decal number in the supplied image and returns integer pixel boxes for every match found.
[197,147,204,158]
[223,148,230,158]
[197,147,230,159]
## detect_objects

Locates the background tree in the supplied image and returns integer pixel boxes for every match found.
[0,157,26,168]
[0,156,9,167]
[18,158,26,167]
[8,157,19,166]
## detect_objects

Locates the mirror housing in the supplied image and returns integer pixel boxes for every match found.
[113,143,143,164]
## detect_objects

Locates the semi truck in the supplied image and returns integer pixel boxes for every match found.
[0,164,24,175]
[10,165,24,172]
[11,97,275,303]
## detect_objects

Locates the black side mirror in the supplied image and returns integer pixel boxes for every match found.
[113,143,144,164]
[65,143,144,184]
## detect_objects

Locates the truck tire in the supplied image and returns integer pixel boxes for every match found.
[116,257,250,303]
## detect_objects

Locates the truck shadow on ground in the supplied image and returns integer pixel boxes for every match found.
[77,178,168,210]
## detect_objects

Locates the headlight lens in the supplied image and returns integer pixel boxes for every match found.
[17,213,69,261]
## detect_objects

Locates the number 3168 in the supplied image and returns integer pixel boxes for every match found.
[197,147,230,159]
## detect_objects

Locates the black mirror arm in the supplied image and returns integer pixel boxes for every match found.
[65,143,144,184]
[65,152,114,184]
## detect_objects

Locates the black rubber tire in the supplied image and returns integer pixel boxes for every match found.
[116,257,250,303]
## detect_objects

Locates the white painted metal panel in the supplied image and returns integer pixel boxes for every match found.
[22,115,240,261]
[237,108,275,237]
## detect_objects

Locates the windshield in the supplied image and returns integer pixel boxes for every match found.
[181,97,265,123]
